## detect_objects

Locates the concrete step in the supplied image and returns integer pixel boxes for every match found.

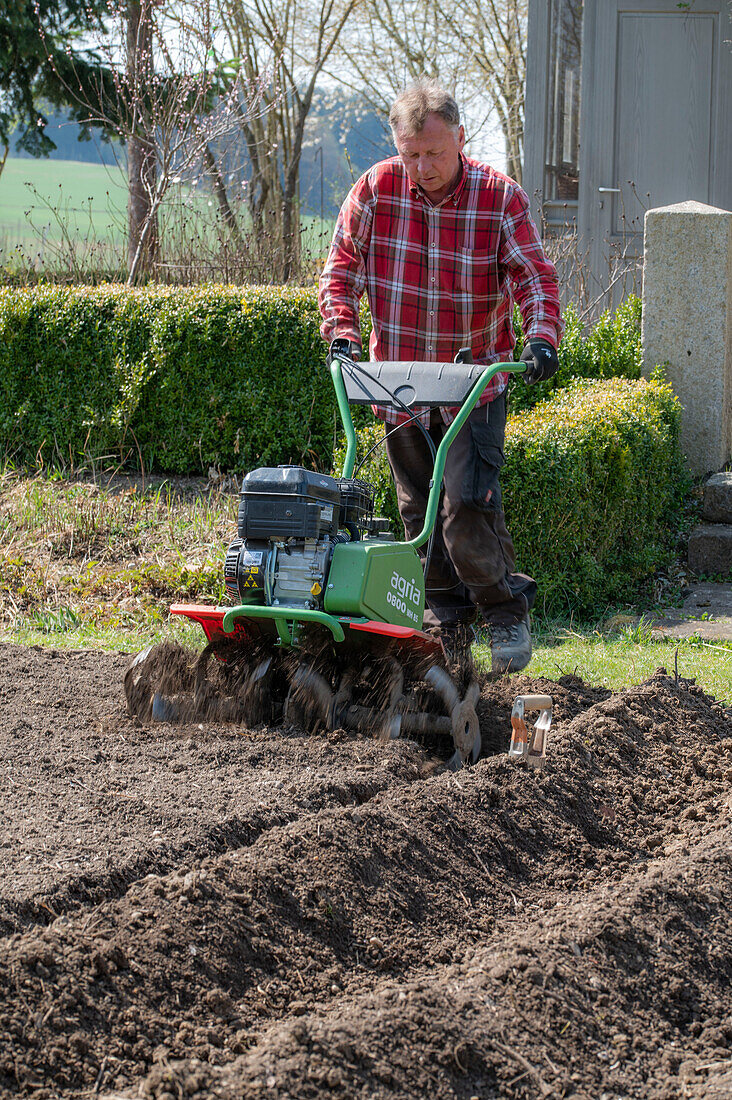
[652,581,732,641]
[703,472,732,523]
[688,523,732,575]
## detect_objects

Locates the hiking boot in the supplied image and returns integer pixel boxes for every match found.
[489,614,532,674]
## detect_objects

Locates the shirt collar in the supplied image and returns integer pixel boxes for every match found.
[408,152,468,208]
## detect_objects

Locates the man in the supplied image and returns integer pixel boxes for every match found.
[318,79,563,673]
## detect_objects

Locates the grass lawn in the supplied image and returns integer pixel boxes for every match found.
[0,157,335,271]
[476,627,732,704]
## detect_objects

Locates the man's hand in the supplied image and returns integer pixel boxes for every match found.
[520,340,559,385]
[327,338,360,365]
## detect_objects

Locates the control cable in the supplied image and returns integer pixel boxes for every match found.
[337,354,443,593]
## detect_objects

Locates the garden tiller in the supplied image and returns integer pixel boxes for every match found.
[124,352,526,770]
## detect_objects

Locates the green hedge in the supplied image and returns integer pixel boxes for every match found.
[0,285,337,473]
[0,285,641,475]
[336,375,686,617]
[508,295,642,412]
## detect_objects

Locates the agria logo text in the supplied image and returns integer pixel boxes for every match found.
[387,570,421,622]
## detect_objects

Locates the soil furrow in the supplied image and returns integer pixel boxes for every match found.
[1,665,729,1099]
[0,766,411,934]
[0,645,606,937]
[0,644,430,932]
[133,823,732,1100]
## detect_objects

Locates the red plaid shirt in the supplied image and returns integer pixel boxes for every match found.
[319,153,563,424]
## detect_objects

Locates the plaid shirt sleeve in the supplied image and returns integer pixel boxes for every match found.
[318,173,374,354]
[499,182,564,349]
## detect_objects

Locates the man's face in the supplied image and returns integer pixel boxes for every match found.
[393,113,465,204]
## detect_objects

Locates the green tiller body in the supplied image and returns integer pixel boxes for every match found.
[125,354,526,769]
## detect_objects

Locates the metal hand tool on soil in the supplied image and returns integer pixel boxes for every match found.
[509,694,553,768]
[124,352,527,770]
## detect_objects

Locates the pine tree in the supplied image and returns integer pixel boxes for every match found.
[0,1,108,158]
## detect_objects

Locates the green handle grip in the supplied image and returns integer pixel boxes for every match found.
[330,359,358,478]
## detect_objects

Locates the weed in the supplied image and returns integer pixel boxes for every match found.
[0,467,233,632]
[22,606,81,634]
[618,616,656,645]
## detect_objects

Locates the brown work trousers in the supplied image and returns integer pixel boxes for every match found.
[385,392,536,629]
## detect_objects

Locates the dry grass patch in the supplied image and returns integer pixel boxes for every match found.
[0,467,236,628]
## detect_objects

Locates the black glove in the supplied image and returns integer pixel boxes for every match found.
[520,339,559,385]
[327,338,360,365]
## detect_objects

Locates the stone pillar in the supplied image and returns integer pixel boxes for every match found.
[641,200,732,476]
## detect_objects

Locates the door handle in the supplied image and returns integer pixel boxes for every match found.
[598,187,621,193]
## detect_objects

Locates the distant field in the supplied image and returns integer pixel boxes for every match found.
[0,156,127,250]
[0,155,335,274]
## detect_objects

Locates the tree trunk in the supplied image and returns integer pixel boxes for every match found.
[506,148,522,185]
[203,144,241,245]
[126,0,159,280]
[281,97,312,283]
[281,166,301,283]
[505,97,523,184]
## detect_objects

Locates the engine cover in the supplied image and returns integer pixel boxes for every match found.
[324,541,425,628]
[224,464,385,614]
[238,466,341,540]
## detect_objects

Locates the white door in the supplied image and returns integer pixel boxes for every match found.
[578,0,732,303]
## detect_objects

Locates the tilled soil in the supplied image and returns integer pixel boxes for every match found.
[1,643,731,1100]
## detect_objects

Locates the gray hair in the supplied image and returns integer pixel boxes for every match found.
[388,78,461,136]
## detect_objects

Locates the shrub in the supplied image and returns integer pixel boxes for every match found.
[0,285,336,473]
[334,375,686,617]
[0,284,641,478]
[504,374,685,615]
[508,295,642,412]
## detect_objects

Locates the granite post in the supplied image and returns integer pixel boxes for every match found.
[641,200,732,476]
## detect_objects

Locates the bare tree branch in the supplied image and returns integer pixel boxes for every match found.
[39,0,268,282]
[332,0,527,180]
